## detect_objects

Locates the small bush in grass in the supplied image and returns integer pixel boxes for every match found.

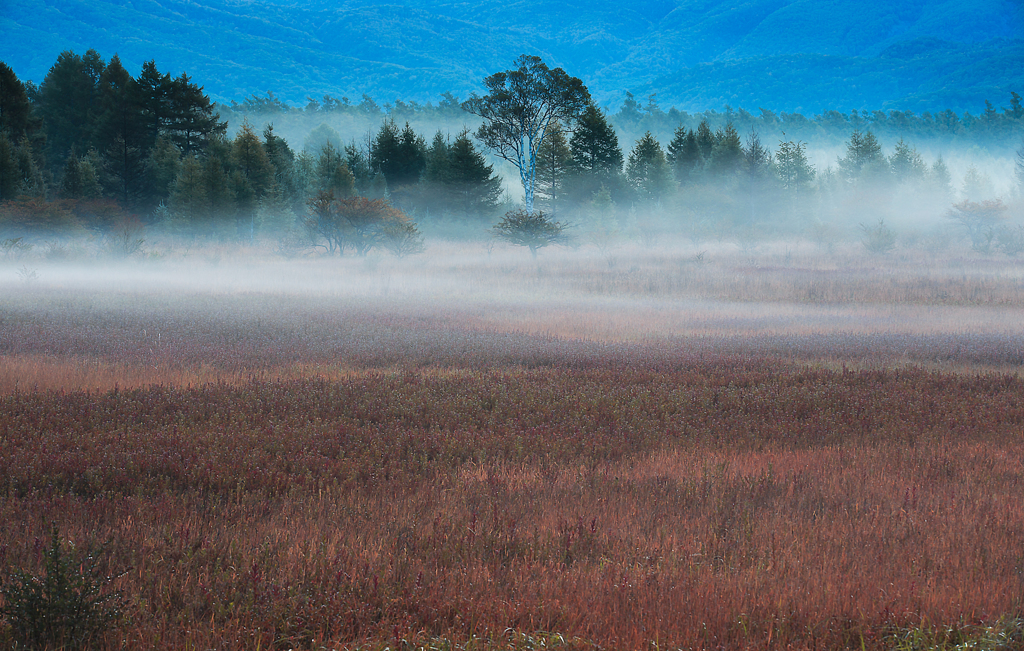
[493,208,569,257]
[889,617,1024,651]
[0,528,124,649]
[347,630,593,650]
[859,218,897,254]
[996,224,1024,256]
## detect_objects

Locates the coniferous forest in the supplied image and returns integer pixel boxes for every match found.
[2,49,1023,258]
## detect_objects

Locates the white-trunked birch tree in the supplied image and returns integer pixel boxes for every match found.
[462,55,590,212]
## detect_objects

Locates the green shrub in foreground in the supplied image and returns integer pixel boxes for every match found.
[0,528,124,649]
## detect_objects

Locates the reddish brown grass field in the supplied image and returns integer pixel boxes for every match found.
[1,243,1023,649]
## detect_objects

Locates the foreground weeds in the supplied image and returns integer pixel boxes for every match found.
[889,617,1024,651]
[1,365,1023,649]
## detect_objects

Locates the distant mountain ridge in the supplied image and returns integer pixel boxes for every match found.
[1,0,1021,112]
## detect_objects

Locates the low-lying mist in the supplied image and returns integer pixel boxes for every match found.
[4,226,1024,395]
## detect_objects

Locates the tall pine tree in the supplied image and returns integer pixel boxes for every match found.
[96,55,147,206]
[888,139,927,183]
[838,130,886,182]
[775,140,815,193]
[165,73,226,155]
[707,123,744,176]
[35,49,106,169]
[263,124,297,207]
[534,123,572,216]
[0,62,34,139]
[568,104,624,205]
[695,119,715,162]
[169,154,206,234]
[136,60,173,152]
[447,130,502,220]
[667,126,701,184]
[741,130,773,223]
[0,133,19,200]
[231,121,277,238]
[626,132,672,202]
[316,142,354,198]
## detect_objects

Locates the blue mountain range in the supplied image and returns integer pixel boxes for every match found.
[2,0,1021,112]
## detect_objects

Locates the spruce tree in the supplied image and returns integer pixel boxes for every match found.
[741,130,773,223]
[0,62,33,138]
[97,55,148,207]
[232,122,275,199]
[534,123,572,216]
[368,120,426,189]
[446,130,502,220]
[743,131,772,177]
[263,124,296,203]
[136,60,172,152]
[666,126,701,184]
[164,72,226,155]
[316,142,354,198]
[626,132,672,202]
[838,130,886,182]
[35,49,106,167]
[775,140,815,192]
[232,121,277,238]
[569,104,623,176]
[888,138,927,182]
[423,131,450,185]
[370,118,401,183]
[930,155,953,197]
[708,123,744,176]
[420,131,451,216]
[0,133,19,200]
[169,154,207,233]
[394,122,426,187]
[695,119,715,162]
[569,103,624,206]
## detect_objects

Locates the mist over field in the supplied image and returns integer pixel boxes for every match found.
[5,236,1024,393]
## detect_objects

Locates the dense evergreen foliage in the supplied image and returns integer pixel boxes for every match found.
[1,49,1023,253]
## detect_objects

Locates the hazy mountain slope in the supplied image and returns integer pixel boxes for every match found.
[635,39,1024,114]
[1,0,1020,112]
[716,0,1019,57]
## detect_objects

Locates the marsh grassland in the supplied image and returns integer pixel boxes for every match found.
[2,241,1023,649]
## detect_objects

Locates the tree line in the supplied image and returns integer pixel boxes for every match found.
[229,87,1024,151]
[2,50,1023,256]
[457,55,1022,255]
[0,51,504,252]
